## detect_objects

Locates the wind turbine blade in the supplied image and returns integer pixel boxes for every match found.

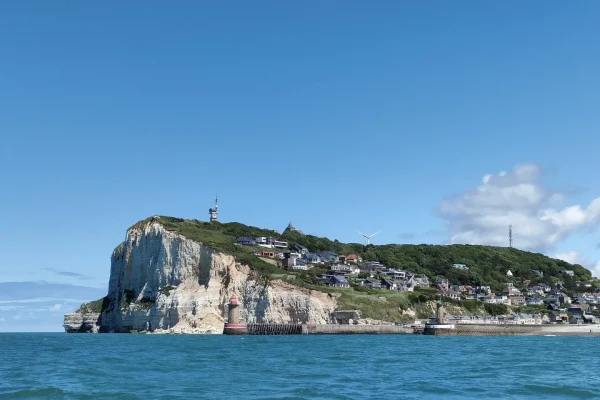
[356,230,367,237]
[370,231,380,238]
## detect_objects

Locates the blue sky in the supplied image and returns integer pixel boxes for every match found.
[1,2,600,331]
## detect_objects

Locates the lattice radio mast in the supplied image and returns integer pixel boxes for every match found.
[509,225,513,248]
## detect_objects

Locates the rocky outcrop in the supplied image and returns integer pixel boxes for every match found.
[65,219,337,333]
[63,312,101,333]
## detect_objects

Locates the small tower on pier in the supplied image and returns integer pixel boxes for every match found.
[209,195,219,222]
[228,293,240,324]
[223,293,247,335]
[436,297,445,324]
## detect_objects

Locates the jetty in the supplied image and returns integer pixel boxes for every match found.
[223,294,600,337]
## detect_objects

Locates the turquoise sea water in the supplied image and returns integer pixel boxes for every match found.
[1,333,599,399]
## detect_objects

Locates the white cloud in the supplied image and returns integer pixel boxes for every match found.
[553,251,583,265]
[49,304,61,312]
[438,164,600,251]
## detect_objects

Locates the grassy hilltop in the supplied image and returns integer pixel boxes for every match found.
[121,216,594,321]
[152,216,591,288]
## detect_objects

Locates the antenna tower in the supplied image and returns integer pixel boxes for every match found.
[509,225,513,248]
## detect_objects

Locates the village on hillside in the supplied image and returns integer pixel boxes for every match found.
[235,228,600,326]
[207,198,600,326]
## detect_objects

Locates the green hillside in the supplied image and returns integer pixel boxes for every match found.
[150,216,592,295]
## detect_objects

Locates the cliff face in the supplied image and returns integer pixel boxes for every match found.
[65,220,337,333]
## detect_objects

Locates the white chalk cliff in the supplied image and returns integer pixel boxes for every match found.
[64,219,337,333]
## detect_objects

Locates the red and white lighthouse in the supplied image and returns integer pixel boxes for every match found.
[223,293,247,335]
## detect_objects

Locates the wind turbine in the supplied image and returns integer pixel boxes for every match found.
[357,230,380,246]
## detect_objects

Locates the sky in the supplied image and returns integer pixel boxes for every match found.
[1,1,600,331]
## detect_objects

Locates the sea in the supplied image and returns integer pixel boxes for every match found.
[1,333,599,399]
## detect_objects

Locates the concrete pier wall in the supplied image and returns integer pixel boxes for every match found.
[307,324,413,335]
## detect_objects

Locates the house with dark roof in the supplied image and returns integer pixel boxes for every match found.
[292,244,309,255]
[381,279,397,290]
[435,278,449,290]
[237,237,257,246]
[303,253,322,264]
[318,251,339,263]
[358,278,382,289]
[327,275,350,288]
[526,297,544,306]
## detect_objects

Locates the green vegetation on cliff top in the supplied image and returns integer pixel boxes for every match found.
[147,216,591,291]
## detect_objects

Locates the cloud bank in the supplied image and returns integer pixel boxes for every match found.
[438,164,600,252]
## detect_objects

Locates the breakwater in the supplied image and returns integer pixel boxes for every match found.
[224,323,413,335]
[223,322,600,336]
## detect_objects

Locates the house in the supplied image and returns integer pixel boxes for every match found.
[509,296,526,306]
[255,237,274,247]
[273,240,288,249]
[532,269,544,277]
[506,269,513,277]
[567,304,590,314]
[560,269,575,277]
[236,237,257,246]
[435,278,449,290]
[557,292,572,305]
[483,294,509,304]
[384,269,406,280]
[256,250,276,258]
[555,281,565,290]
[284,252,302,260]
[477,285,492,294]
[544,295,560,305]
[286,260,308,271]
[570,314,584,325]
[292,244,309,255]
[582,314,599,324]
[549,311,568,324]
[534,283,551,293]
[441,289,461,301]
[346,254,361,264]
[526,296,544,306]
[412,275,430,288]
[338,255,347,263]
[397,282,415,292]
[303,253,322,264]
[330,264,360,275]
[507,313,542,325]
[381,279,397,290]
[318,251,339,263]
[363,261,385,271]
[358,278,382,289]
[327,275,350,288]
[453,263,469,270]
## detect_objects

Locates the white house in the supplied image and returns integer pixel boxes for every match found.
[506,270,513,277]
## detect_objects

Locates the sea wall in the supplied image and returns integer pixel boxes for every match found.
[451,323,600,336]
[65,220,337,334]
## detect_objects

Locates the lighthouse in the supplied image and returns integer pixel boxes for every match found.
[223,294,247,335]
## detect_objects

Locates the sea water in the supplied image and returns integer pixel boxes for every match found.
[1,333,599,399]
